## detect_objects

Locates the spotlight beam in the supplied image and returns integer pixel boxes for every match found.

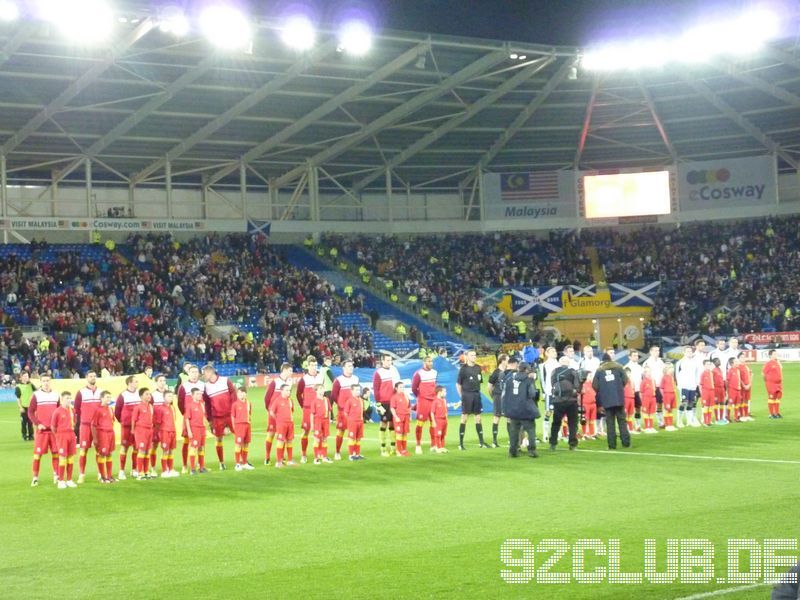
[1,18,154,155]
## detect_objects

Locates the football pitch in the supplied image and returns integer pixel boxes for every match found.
[1,365,798,599]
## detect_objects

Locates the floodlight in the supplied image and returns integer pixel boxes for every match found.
[39,0,115,44]
[199,4,252,50]
[281,14,315,51]
[0,0,19,21]
[338,20,372,56]
[160,5,189,37]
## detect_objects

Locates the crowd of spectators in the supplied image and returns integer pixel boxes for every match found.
[323,231,592,342]
[594,217,800,336]
[0,234,374,379]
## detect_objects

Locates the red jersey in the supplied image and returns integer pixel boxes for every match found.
[727,367,741,394]
[296,372,323,409]
[74,385,102,425]
[762,359,782,385]
[623,382,635,403]
[265,376,292,411]
[91,405,115,432]
[231,399,252,425]
[738,363,752,390]
[640,375,656,403]
[312,395,330,421]
[132,403,154,430]
[203,375,236,418]
[272,394,294,423]
[177,380,204,415]
[390,391,411,418]
[432,396,448,421]
[184,400,207,437]
[28,389,60,430]
[660,374,677,402]
[331,374,359,409]
[155,404,177,433]
[699,370,715,395]
[581,380,596,405]
[51,405,75,434]
[114,389,141,426]
[712,367,725,391]
[372,366,400,404]
[411,367,438,402]
[344,394,364,422]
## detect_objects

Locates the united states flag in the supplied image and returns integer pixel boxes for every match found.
[501,171,560,202]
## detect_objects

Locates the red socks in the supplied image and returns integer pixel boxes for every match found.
[276,447,284,463]
[198,453,205,469]
[301,437,309,456]
[189,455,196,470]
[120,450,127,471]
[215,442,224,462]
[98,459,106,479]
[415,425,423,445]
[182,441,189,467]
[335,435,343,453]
[79,453,87,475]
[242,450,248,464]
[286,446,293,462]
[265,439,273,461]
[32,458,40,478]
[58,463,65,481]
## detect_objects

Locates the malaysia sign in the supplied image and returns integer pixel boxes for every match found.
[482,171,577,220]
[0,218,247,232]
[678,155,777,209]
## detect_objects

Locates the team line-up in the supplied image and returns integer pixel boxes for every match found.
[21,341,785,488]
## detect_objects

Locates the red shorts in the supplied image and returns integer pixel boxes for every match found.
[743,389,751,401]
[641,397,656,414]
[766,385,783,400]
[56,432,77,458]
[276,421,294,443]
[347,419,364,441]
[267,415,277,434]
[301,408,312,431]
[624,397,635,415]
[189,432,206,449]
[582,403,597,421]
[700,391,715,408]
[34,430,55,455]
[313,419,330,440]
[434,420,448,443]
[79,423,94,449]
[134,429,153,452]
[120,424,135,447]
[662,395,676,412]
[728,391,741,403]
[151,427,160,445]
[415,398,433,421]
[211,415,233,438]
[95,430,116,455]
[715,390,725,403]
[234,423,251,445]
[159,431,176,452]
[336,407,348,432]
[394,414,410,435]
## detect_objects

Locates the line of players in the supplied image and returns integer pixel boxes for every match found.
[27,353,454,486]
[534,339,784,442]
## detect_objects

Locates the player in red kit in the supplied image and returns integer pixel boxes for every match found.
[762,349,783,418]
[390,381,412,457]
[91,391,116,483]
[156,391,179,477]
[699,360,716,426]
[74,370,102,484]
[177,365,204,474]
[264,363,293,466]
[270,384,296,468]
[331,359,359,461]
[28,374,60,487]
[231,387,254,471]
[114,375,141,480]
[581,373,597,439]
[149,375,169,477]
[132,389,155,480]
[737,352,753,421]
[295,356,323,464]
[661,364,678,431]
[726,357,742,422]
[640,366,658,433]
[344,384,365,460]
[185,388,208,474]
[202,365,237,470]
[373,354,400,456]
[310,384,332,464]
[52,391,78,489]
[623,369,637,435]
[431,386,449,453]
[711,358,727,424]
[411,354,437,455]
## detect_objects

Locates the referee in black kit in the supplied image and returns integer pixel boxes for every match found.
[457,349,488,449]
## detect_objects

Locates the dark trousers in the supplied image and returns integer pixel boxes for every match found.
[508,419,537,456]
[605,405,631,449]
[550,400,579,448]
[20,409,33,440]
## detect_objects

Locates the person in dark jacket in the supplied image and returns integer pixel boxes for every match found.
[592,359,631,450]
[772,562,800,599]
[502,359,540,458]
[549,356,581,451]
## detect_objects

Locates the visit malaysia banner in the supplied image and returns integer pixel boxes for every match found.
[0,217,247,232]
[482,171,577,220]
[678,155,777,210]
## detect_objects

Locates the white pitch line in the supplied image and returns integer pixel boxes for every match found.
[675,582,768,599]
[576,448,800,466]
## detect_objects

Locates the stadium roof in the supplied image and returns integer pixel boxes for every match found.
[0,12,799,195]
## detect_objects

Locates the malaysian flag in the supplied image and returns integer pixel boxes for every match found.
[501,171,560,202]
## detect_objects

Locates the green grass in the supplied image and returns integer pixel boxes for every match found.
[1,364,798,599]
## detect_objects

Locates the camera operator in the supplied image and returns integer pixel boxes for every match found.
[549,356,581,451]
[502,358,540,459]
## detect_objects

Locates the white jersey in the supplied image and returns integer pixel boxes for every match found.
[540,358,559,401]
[676,357,699,390]
[151,389,168,406]
[579,356,600,374]
[643,357,665,386]
[627,360,644,392]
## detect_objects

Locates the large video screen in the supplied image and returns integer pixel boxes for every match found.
[584,171,671,218]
